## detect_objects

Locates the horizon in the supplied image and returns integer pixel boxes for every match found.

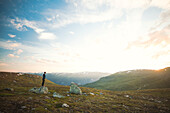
[0,66,168,74]
[0,0,170,73]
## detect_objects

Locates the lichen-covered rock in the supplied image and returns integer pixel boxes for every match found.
[29,87,39,93]
[62,103,69,108]
[39,86,48,94]
[53,92,65,98]
[70,82,82,95]
[29,86,48,94]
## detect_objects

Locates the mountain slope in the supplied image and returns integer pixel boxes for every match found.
[0,72,170,113]
[30,72,110,85]
[84,67,170,91]
[0,72,68,92]
[0,72,56,87]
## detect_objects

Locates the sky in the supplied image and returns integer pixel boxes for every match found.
[0,0,170,73]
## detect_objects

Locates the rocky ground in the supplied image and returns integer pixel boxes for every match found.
[0,72,170,113]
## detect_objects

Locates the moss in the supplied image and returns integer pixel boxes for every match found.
[35,106,47,112]
[56,103,63,108]
[0,93,15,96]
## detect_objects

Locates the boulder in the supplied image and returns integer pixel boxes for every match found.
[45,96,50,99]
[53,92,65,98]
[39,86,48,94]
[29,86,48,94]
[62,103,69,108]
[70,82,82,95]
[90,92,95,95]
[29,87,40,93]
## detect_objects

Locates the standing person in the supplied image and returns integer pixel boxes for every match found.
[42,72,46,86]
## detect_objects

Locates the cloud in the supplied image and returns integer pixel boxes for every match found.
[17,49,23,55]
[44,7,123,28]
[8,54,14,57]
[152,50,170,59]
[0,63,8,66]
[66,0,149,10]
[46,17,53,21]
[8,34,16,38]
[69,31,74,35]
[40,0,170,29]
[10,18,57,40]
[127,24,170,49]
[0,62,8,66]
[10,43,20,48]
[8,54,19,58]
[10,19,27,31]
[0,41,21,50]
[35,58,58,64]
[126,24,170,65]
[38,32,56,40]
[150,0,170,9]
[150,9,170,31]
[10,17,45,33]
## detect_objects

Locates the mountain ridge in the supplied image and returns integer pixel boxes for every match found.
[29,72,110,85]
[84,67,170,91]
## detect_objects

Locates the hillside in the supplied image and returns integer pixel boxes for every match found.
[0,72,170,113]
[30,72,110,85]
[0,72,56,88]
[84,67,170,91]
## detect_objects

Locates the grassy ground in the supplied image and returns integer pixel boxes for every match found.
[0,72,170,113]
[84,67,170,91]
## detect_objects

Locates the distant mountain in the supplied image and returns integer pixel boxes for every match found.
[84,67,170,91]
[30,72,110,86]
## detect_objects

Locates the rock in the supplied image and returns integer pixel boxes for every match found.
[53,92,65,98]
[62,103,69,108]
[28,97,32,100]
[124,95,129,98]
[122,105,129,109]
[17,73,22,76]
[70,82,82,95]
[149,98,154,101]
[31,108,35,110]
[29,86,48,94]
[4,88,14,91]
[21,106,27,109]
[90,92,95,95]
[39,86,48,94]
[29,87,40,93]
[45,96,50,99]
[45,108,48,110]
[155,100,161,103]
